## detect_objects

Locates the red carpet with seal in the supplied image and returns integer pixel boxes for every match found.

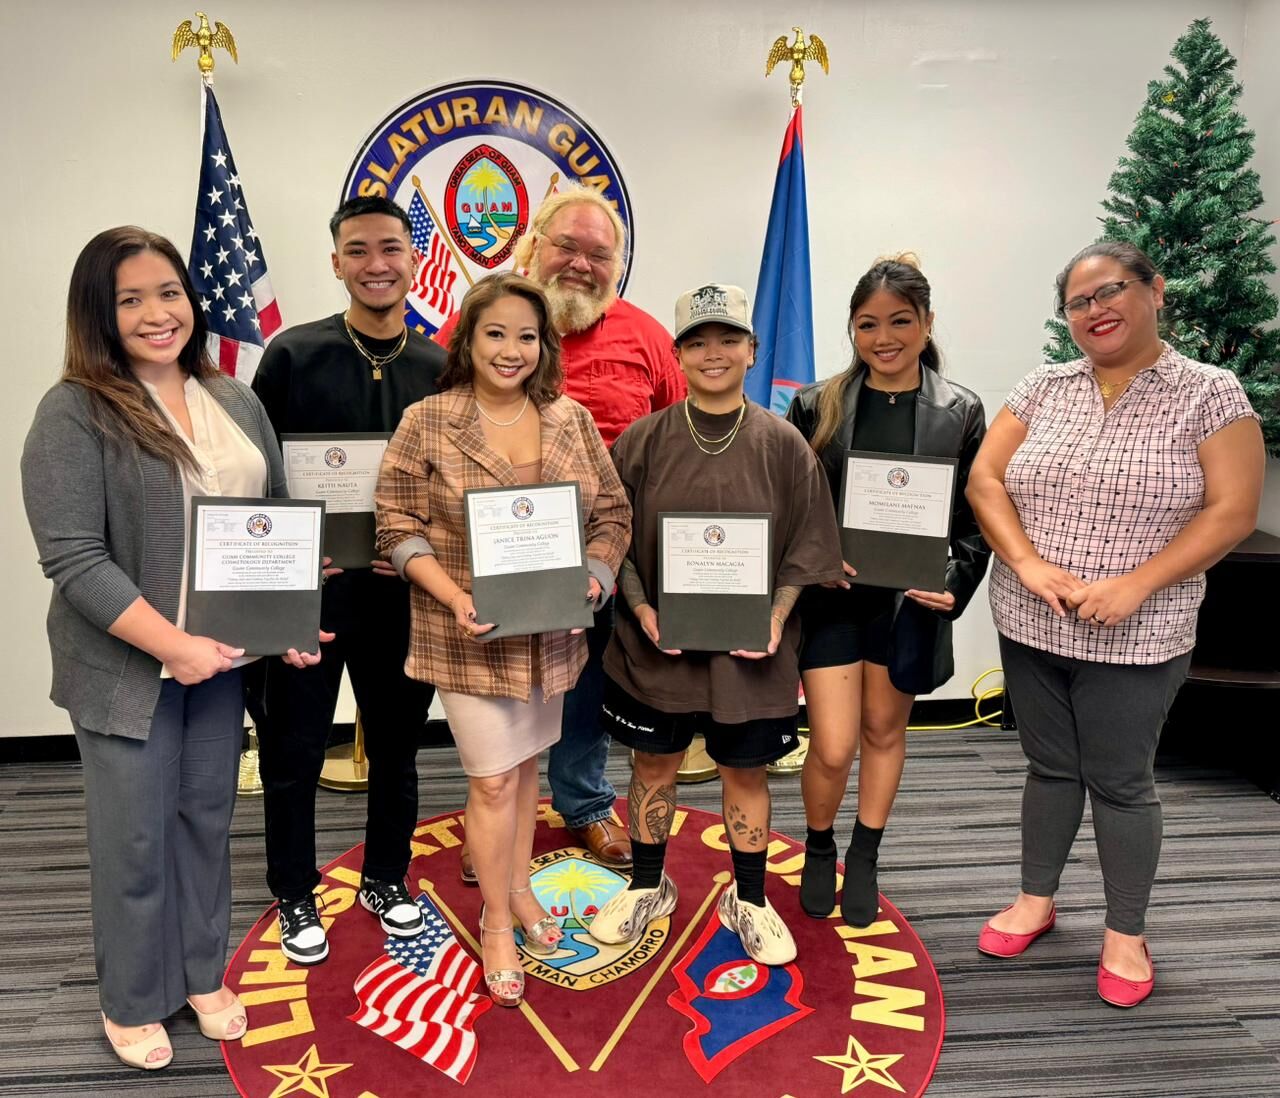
[222,801,944,1097]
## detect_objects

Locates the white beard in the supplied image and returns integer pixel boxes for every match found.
[541,274,616,334]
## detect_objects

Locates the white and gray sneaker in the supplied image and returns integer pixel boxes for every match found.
[588,874,678,945]
[717,881,797,966]
[359,878,426,938]
[277,894,329,966]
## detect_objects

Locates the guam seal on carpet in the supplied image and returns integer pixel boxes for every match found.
[222,802,945,1096]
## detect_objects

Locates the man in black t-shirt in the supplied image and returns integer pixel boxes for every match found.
[251,196,445,965]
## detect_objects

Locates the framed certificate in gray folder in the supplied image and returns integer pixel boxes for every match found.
[465,482,593,641]
[280,433,391,570]
[657,512,773,652]
[838,451,957,592]
[185,496,325,655]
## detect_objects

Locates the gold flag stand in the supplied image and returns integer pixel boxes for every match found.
[237,725,264,795]
[319,712,370,792]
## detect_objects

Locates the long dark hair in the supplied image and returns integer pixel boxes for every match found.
[810,253,940,453]
[64,226,214,471]
[440,272,564,405]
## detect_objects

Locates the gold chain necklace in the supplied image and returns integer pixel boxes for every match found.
[475,393,530,427]
[343,313,408,380]
[1097,375,1134,400]
[683,398,747,455]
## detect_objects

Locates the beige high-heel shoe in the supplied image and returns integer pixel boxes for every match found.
[509,885,563,956]
[187,991,247,1040]
[102,1014,173,1070]
[478,913,524,1008]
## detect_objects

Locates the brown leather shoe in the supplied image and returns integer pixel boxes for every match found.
[568,820,633,869]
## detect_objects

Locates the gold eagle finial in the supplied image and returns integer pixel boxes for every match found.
[172,11,238,81]
[766,26,829,107]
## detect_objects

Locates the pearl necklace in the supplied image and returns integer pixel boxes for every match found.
[475,393,530,427]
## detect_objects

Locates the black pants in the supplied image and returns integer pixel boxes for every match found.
[256,571,433,901]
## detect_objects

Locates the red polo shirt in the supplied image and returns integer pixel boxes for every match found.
[434,298,684,447]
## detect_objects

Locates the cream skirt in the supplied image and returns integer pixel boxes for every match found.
[436,687,564,777]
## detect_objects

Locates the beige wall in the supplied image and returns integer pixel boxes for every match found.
[1,0,1275,734]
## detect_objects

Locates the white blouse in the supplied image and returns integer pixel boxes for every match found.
[143,375,267,675]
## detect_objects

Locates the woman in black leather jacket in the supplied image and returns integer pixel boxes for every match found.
[785,254,990,927]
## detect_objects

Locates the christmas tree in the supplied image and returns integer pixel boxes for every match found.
[1043,18,1280,454]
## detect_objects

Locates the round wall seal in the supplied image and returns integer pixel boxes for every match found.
[342,81,634,336]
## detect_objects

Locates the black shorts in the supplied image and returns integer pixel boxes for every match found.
[600,676,799,769]
[797,585,895,672]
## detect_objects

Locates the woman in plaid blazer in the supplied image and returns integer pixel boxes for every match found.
[376,272,631,1006]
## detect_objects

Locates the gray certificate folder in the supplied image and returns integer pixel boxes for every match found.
[280,432,390,570]
[657,512,773,652]
[185,496,326,656]
[465,482,593,641]
[838,451,956,592]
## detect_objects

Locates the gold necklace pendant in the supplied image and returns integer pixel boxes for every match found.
[344,313,408,380]
[1097,376,1132,400]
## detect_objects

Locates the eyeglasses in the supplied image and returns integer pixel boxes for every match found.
[541,235,616,269]
[1058,278,1152,319]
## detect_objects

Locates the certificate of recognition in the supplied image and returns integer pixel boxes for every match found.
[657,512,773,652]
[185,497,325,655]
[464,482,592,640]
[838,451,958,591]
[281,433,390,569]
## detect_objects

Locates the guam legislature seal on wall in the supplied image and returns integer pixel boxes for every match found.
[342,81,634,336]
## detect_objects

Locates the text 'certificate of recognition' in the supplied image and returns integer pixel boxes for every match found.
[194,505,322,591]
[843,457,955,538]
[467,484,584,577]
[282,436,388,514]
[662,516,770,595]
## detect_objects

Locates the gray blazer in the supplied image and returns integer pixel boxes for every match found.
[21,373,288,740]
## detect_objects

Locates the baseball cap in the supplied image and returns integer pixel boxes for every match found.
[673,283,753,340]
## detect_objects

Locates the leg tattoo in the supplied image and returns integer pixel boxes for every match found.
[629,772,676,844]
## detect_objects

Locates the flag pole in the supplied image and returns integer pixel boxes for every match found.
[412,175,476,289]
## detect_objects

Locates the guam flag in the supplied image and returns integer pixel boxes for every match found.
[666,917,813,1083]
[746,106,815,416]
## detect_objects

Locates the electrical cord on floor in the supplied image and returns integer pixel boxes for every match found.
[797,667,1005,735]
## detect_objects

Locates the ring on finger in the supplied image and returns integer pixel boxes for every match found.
[1091,614,1104,624]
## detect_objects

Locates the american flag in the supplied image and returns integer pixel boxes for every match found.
[407,192,458,318]
[187,84,281,384]
[348,893,492,1084]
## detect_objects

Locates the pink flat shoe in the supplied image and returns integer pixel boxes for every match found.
[1097,942,1154,1007]
[977,903,1056,958]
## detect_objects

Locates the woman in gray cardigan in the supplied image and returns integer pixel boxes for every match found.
[21,227,321,1070]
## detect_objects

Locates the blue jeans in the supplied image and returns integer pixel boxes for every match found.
[548,601,617,829]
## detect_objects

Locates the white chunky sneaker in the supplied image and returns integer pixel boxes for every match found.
[588,874,678,945]
[717,881,797,965]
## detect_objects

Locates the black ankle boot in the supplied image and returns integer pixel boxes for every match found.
[840,819,885,928]
[800,845,837,917]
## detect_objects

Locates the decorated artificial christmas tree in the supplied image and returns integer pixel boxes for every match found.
[1043,17,1280,454]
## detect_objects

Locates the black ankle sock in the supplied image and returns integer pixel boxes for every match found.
[806,825,836,853]
[730,847,768,906]
[629,839,666,890]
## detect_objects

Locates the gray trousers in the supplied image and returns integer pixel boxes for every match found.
[999,636,1190,936]
[74,670,243,1025]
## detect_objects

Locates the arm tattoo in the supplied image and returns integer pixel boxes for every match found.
[618,558,650,613]
[770,584,801,623]
[629,772,676,844]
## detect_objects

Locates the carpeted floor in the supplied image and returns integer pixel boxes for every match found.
[1,725,1277,1096]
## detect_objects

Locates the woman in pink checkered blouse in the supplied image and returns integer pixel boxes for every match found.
[966,241,1264,1007]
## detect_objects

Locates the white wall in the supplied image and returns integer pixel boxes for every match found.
[2,0,1275,734]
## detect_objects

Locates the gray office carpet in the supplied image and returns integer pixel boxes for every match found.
[1,726,1277,1096]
